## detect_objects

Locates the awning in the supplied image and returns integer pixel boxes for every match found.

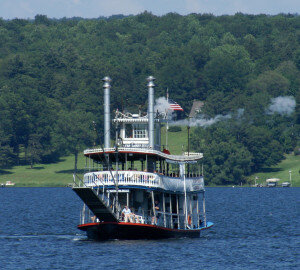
[266,178,280,183]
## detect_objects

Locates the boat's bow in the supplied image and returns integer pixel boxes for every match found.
[72,187,118,222]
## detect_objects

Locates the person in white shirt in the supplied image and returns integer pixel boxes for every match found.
[122,206,133,223]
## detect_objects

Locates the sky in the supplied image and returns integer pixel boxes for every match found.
[0,0,299,19]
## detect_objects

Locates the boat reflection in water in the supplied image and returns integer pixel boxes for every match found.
[72,76,213,240]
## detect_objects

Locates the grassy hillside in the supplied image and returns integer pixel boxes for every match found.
[0,126,190,187]
[0,155,86,187]
[248,154,300,187]
[165,127,300,186]
[161,125,190,155]
[0,126,298,187]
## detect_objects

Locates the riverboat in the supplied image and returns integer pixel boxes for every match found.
[72,76,213,240]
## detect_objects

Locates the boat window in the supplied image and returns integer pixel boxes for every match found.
[133,124,147,138]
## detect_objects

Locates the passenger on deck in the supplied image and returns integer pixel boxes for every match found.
[122,206,133,223]
[152,200,160,225]
[130,209,140,224]
[91,215,99,222]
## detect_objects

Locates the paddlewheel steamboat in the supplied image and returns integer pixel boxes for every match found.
[72,76,213,240]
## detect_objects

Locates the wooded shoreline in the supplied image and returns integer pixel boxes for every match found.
[0,13,299,186]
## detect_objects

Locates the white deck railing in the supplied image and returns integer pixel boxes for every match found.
[83,147,203,162]
[162,175,204,192]
[83,171,204,192]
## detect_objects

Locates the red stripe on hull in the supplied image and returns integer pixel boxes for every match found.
[78,222,211,240]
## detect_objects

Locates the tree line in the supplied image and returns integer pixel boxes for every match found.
[0,12,299,184]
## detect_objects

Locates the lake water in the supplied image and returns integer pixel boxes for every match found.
[0,187,299,269]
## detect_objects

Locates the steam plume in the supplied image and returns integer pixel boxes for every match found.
[155,95,296,129]
[154,96,245,127]
[267,96,296,116]
[154,97,173,120]
[170,113,232,127]
[170,109,244,127]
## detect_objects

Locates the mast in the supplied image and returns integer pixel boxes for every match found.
[180,163,188,228]
[187,121,190,156]
[203,192,207,227]
[163,193,166,227]
[187,118,190,174]
[197,194,199,228]
[151,191,156,224]
[170,194,173,228]
[115,123,119,219]
[176,194,179,229]
[166,88,169,149]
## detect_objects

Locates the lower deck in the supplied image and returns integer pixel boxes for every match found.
[76,186,207,230]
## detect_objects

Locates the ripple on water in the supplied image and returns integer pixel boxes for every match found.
[0,187,299,269]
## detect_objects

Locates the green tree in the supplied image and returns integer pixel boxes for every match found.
[204,44,253,92]
[247,70,290,96]
[191,125,253,185]
[27,134,43,169]
[243,34,260,59]
[54,110,95,172]
[241,126,284,170]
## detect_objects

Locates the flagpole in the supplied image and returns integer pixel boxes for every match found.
[166,119,168,149]
[180,163,188,229]
[166,88,169,149]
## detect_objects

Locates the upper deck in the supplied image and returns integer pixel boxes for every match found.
[84,147,203,163]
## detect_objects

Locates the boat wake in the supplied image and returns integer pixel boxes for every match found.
[0,233,84,241]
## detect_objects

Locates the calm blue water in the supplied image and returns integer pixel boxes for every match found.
[0,187,299,269]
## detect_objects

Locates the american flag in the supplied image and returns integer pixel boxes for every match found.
[168,99,184,111]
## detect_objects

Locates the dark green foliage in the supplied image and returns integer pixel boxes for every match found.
[0,13,298,185]
[191,124,253,185]
[168,126,182,132]
[53,110,95,172]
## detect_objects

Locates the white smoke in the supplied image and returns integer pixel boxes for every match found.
[170,113,232,127]
[169,109,243,127]
[155,95,296,129]
[169,108,244,127]
[154,97,169,114]
[154,97,174,120]
[267,96,296,116]
[237,108,245,118]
